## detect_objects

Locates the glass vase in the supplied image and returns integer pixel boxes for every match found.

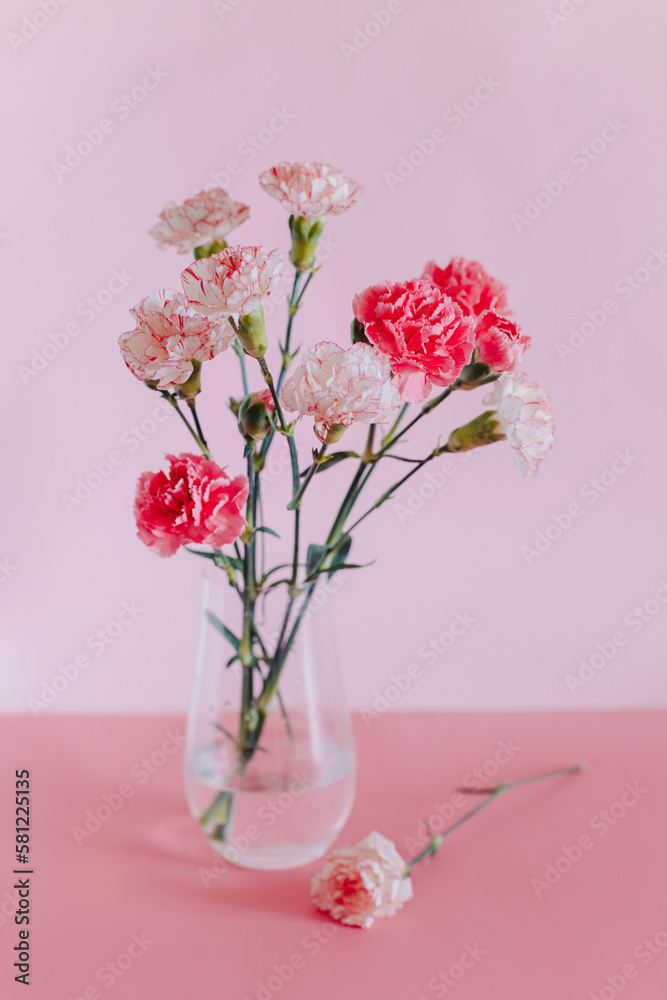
[184,565,356,870]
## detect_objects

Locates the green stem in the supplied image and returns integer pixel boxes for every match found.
[186,398,210,454]
[379,383,459,457]
[161,392,211,459]
[288,443,327,510]
[346,446,449,534]
[406,763,586,871]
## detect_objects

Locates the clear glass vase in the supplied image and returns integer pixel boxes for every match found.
[184,565,356,870]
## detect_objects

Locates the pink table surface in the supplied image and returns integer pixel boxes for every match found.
[1,711,665,1000]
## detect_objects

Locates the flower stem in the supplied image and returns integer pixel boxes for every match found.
[346,446,450,534]
[406,763,586,871]
[288,443,328,510]
[379,383,459,457]
[160,391,211,459]
[186,398,210,454]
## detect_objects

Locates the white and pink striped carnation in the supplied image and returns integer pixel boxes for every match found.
[259,161,363,220]
[484,371,555,477]
[281,342,401,442]
[181,246,282,318]
[149,188,249,253]
[119,289,235,389]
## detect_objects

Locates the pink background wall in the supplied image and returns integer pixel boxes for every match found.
[2,0,665,714]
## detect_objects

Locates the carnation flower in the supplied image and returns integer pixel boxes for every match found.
[259,161,363,221]
[281,342,401,443]
[473,310,531,372]
[119,290,235,389]
[149,189,249,253]
[311,831,413,928]
[352,279,475,403]
[423,257,509,317]
[484,372,555,477]
[134,453,248,557]
[181,246,282,319]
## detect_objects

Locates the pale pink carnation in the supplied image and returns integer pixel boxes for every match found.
[259,161,363,220]
[119,290,235,389]
[181,246,282,318]
[484,372,555,477]
[281,342,401,442]
[474,310,531,372]
[134,453,248,557]
[311,831,413,928]
[423,257,509,317]
[149,189,249,253]
[352,279,475,403]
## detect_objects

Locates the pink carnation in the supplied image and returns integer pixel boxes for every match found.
[311,831,413,928]
[259,161,363,220]
[281,342,401,442]
[484,372,555,477]
[134,453,248,557]
[149,189,249,253]
[119,290,235,389]
[352,279,475,403]
[423,257,509,317]
[181,246,282,318]
[474,310,531,372]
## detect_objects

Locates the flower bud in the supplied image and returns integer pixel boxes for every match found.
[288,215,325,270]
[176,359,202,400]
[237,306,268,359]
[457,360,500,391]
[447,410,505,453]
[350,317,370,345]
[238,390,274,442]
[321,422,347,445]
[193,239,228,260]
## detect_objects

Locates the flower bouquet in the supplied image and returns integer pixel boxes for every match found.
[119,161,555,871]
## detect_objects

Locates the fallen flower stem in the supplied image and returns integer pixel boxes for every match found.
[405,763,586,871]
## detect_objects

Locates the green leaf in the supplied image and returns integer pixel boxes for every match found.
[329,533,352,570]
[186,548,217,560]
[206,611,239,650]
[300,451,358,476]
[255,526,281,539]
[306,543,328,577]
